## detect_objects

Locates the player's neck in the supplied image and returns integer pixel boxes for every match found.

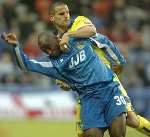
[56,25,68,34]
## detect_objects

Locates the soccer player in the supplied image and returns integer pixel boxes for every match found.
[1,32,127,137]
[48,2,96,52]
[48,2,150,137]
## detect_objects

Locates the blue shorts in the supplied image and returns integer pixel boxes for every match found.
[79,82,127,130]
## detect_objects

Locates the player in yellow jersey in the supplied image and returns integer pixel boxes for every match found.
[49,2,150,137]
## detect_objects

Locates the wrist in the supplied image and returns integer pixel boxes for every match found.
[13,41,19,47]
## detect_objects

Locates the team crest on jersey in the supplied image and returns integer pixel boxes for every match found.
[77,44,85,49]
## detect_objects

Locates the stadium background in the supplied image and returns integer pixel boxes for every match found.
[0,0,149,137]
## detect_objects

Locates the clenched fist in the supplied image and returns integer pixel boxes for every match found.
[1,33,18,45]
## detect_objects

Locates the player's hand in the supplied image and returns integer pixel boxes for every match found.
[59,33,70,52]
[55,79,71,91]
[111,64,123,74]
[1,33,18,45]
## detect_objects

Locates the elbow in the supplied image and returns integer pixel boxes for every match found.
[84,25,97,36]
[91,26,97,35]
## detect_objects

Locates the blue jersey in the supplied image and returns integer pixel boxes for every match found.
[13,38,114,92]
[90,33,126,66]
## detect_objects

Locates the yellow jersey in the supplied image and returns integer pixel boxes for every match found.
[68,16,110,67]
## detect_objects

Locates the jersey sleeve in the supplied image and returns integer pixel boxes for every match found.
[69,16,94,32]
[93,46,111,67]
[12,43,63,80]
[90,34,126,66]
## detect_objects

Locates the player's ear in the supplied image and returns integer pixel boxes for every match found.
[49,15,54,22]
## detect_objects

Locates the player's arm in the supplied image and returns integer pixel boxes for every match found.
[104,39,126,67]
[1,33,62,79]
[67,26,96,38]
[91,34,126,66]
[91,34,126,74]
[68,16,96,37]
[55,79,71,91]
[104,39,126,74]
[60,16,96,50]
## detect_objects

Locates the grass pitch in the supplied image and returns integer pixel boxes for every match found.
[0,119,147,137]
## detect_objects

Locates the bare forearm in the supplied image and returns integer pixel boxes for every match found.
[68,25,96,38]
[59,24,97,52]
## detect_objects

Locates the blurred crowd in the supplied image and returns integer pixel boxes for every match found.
[0,0,149,91]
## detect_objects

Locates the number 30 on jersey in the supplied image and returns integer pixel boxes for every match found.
[114,95,126,106]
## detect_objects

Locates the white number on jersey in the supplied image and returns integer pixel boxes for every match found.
[114,95,126,106]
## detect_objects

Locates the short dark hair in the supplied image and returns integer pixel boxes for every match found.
[38,31,54,43]
[49,2,67,15]
[38,31,57,48]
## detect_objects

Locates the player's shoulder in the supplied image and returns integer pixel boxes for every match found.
[96,33,107,39]
[73,16,92,24]
[68,16,92,32]
[74,16,90,20]
[68,16,91,26]
[95,33,110,43]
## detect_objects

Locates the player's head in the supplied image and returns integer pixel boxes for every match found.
[49,2,70,28]
[38,31,61,57]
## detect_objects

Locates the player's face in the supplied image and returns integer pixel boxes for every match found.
[50,5,70,28]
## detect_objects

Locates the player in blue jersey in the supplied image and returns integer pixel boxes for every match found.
[48,2,150,137]
[2,32,127,137]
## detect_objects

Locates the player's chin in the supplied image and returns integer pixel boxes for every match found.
[61,22,68,27]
